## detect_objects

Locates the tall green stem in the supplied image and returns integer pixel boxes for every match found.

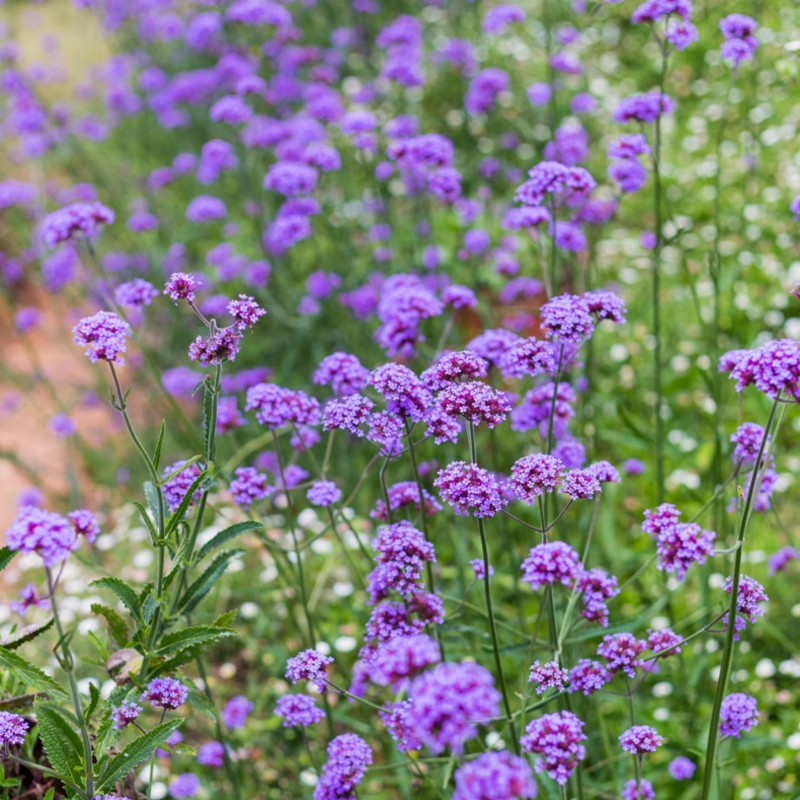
[46,568,93,798]
[701,397,781,799]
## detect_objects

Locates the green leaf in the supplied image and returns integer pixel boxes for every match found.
[131,501,159,546]
[0,648,66,697]
[96,719,183,791]
[91,603,130,647]
[178,550,244,614]
[214,608,238,629]
[139,584,158,625]
[151,625,235,658]
[197,520,262,562]
[186,687,218,721]
[2,618,55,651]
[144,481,164,529]
[35,700,85,785]
[165,472,206,535]
[91,578,142,624]
[152,420,167,470]
[0,546,15,573]
[86,682,101,722]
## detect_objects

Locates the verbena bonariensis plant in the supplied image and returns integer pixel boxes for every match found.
[0,1,799,800]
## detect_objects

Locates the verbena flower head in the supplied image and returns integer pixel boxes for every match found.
[467,329,522,368]
[314,353,370,397]
[165,272,200,303]
[614,91,676,124]
[7,506,78,567]
[422,350,489,391]
[188,328,242,367]
[73,311,130,365]
[723,574,768,624]
[112,700,142,730]
[246,383,321,429]
[521,711,587,785]
[540,294,594,342]
[67,509,101,544]
[720,14,759,66]
[452,751,537,800]
[162,460,204,514]
[561,469,602,500]
[720,693,759,738]
[314,734,372,800]
[568,659,611,696]
[370,363,432,422]
[521,542,582,591]
[598,633,646,678]
[619,725,665,755]
[515,161,595,207]
[263,162,318,196]
[230,467,272,509]
[381,701,423,753]
[141,677,188,709]
[322,395,374,437]
[529,660,569,695]
[647,627,683,656]
[434,461,509,518]
[41,202,114,247]
[726,339,800,402]
[769,545,800,576]
[623,779,655,800]
[499,338,555,380]
[198,741,224,768]
[285,649,334,691]
[0,711,29,746]
[669,756,697,780]
[367,634,441,689]
[227,295,267,330]
[406,662,501,755]
[483,4,527,35]
[510,454,566,503]
[642,503,715,581]
[170,774,200,799]
[511,382,576,439]
[222,696,253,729]
[275,694,325,728]
[370,481,442,522]
[730,422,772,467]
[115,279,159,309]
[307,480,342,508]
[437,381,511,428]
[578,568,620,627]
[369,521,436,602]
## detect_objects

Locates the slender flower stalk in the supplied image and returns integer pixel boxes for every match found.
[701,397,783,798]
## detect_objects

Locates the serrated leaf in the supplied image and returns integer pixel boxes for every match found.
[178,550,244,614]
[144,481,164,529]
[96,719,182,791]
[140,584,158,625]
[214,608,238,628]
[0,547,15,572]
[2,618,55,651]
[197,521,262,562]
[91,578,142,624]
[0,648,66,697]
[152,420,167,470]
[35,700,85,785]
[86,682,101,722]
[151,625,235,658]
[91,603,130,647]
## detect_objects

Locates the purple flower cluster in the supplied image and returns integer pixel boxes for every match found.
[275,694,325,728]
[230,467,272,509]
[367,633,441,689]
[314,352,369,397]
[642,503,716,581]
[0,712,29,747]
[141,677,188,709]
[720,14,759,66]
[40,201,114,247]
[7,505,78,567]
[723,339,800,402]
[73,311,130,365]
[619,725,664,755]
[368,521,436,603]
[723,574,768,627]
[437,381,511,428]
[434,461,508,518]
[370,481,442,522]
[597,633,647,679]
[516,161,595,208]
[521,710,587,785]
[405,662,501,755]
[453,751,536,800]
[314,734,372,800]
[162,460,204,514]
[112,700,142,730]
[719,693,759,738]
[510,453,566,502]
[529,660,569,695]
[521,542,581,590]
[614,91,676,124]
[285,649,334,692]
[246,383,320,429]
[568,659,611,696]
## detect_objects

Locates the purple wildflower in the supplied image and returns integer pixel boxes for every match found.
[230,467,272,509]
[370,364,432,422]
[540,294,594,342]
[437,382,511,428]
[370,481,442,522]
[434,461,509,518]
[578,568,620,627]
[406,662,501,755]
[614,91,676,124]
[246,383,320,429]
[188,328,242,367]
[521,711,587,785]
[453,751,536,800]
[720,694,759,738]
[73,312,130,365]
[368,634,441,689]
[227,295,267,330]
[307,481,342,508]
[724,574,768,626]
[11,583,50,616]
[275,694,325,728]
[727,339,800,402]
[7,506,78,567]
[568,659,611,696]
[0,712,29,747]
[619,725,664,755]
[314,353,369,397]
[162,460,203,514]
[323,395,374,437]
[222,696,254,730]
[510,453,566,503]
[669,756,697,781]
[769,546,799,576]
[115,279,159,309]
[197,742,225,768]
[40,202,114,247]
[285,649,334,691]
[169,774,200,798]
[141,678,188,710]
[521,542,582,591]
[529,660,569,695]
[720,14,759,66]
[642,504,716,581]
[314,734,372,800]
[623,779,655,800]
[561,469,602,500]
[164,272,200,303]
[112,701,142,731]
[598,633,646,678]
[516,161,595,208]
